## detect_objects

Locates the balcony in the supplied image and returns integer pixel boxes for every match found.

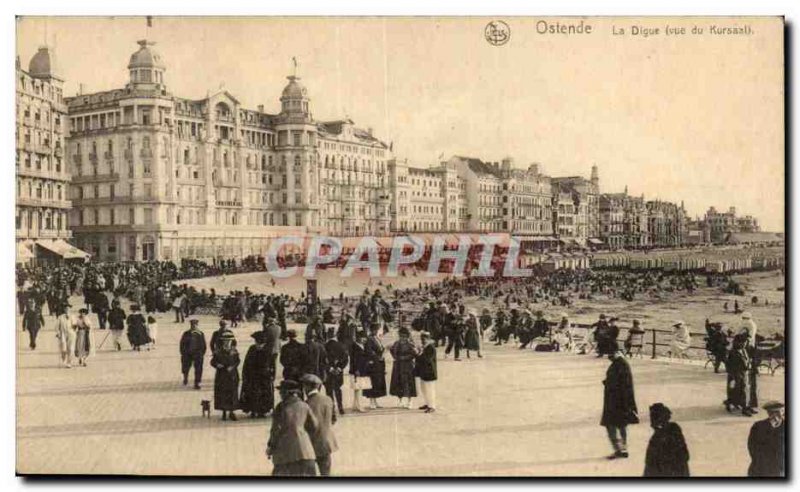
[72,154,83,165]
[72,173,119,183]
[215,200,242,207]
[104,151,114,161]
[140,148,153,159]
[17,197,72,209]
[88,152,99,163]
[124,149,134,161]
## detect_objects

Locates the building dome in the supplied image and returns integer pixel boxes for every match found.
[28,46,58,79]
[281,76,308,99]
[128,40,165,70]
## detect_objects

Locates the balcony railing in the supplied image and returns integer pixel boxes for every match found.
[104,151,114,161]
[72,173,119,183]
[17,197,72,209]
[216,200,242,207]
[140,148,153,159]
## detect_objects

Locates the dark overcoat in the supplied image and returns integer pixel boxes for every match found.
[210,348,240,411]
[644,422,690,477]
[748,419,784,477]
[280,340,308,381]
[601,357,639,427]
[414,343,438,381]
[240,344,274,414]
[363,335,387,398]
[389,339,418,397]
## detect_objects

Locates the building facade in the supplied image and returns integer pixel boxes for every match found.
[499,160,553,237]
[66,40,391,262]
[599,188,648,248]
[16,48,73,260]
[646,200,687,247]
[551,167,600,246]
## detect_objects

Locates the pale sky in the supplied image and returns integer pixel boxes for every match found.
[16,16,785,231]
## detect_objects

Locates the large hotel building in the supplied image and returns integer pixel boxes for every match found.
[65,40,391,262]
[16,39,714,264]
[15,47,76,261]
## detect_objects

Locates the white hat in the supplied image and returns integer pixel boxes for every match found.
[742,312,752,320]
[673,320,684,326]
[560,312,568,318]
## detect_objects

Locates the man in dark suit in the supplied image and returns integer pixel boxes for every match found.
[179,319,207,389]
[601,346,639,459]
[747,400,785,477]
[301,374,338,476]
[415,331,438,413]
[324,328,349,415]
[262,315,282,374]
[267,380,319,476]
[93,290,110,330]
[304,332,328,381]
[280,329,308,382]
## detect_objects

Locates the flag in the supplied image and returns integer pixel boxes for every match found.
[147,16,153,28]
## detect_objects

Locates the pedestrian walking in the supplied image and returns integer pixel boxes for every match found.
[74,308,95,367]
[240,331,275,418]
[414,331,438,413]
[349,331,370,413]
[301,374,338,476]
[601,346,639,459]
[464,311,483,358]
[22,298,44,350]
[54,308,76,368]
[747,400,785,477]
[108,300,126,351]
[146,315,158,349]
[179,319,207,389]
[267,380,319,477]
[280,329,308,382]
[644,403,690,477]
[210,331,240,421]
[724,334,753,416]
[126,304,149,351]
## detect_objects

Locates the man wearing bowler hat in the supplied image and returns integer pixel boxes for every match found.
[301,374,338,476]
[747,400,785,477]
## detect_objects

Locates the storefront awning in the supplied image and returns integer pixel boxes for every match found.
[35,239,91,260]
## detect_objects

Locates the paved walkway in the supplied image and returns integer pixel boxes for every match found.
[17,310,784,476]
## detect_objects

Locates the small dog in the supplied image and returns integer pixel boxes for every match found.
[201,400,211,418]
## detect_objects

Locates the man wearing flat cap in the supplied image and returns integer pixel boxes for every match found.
[747,401,785,477]
[267,380,319,476]
[179,319,207,389]
[301,374,338,476]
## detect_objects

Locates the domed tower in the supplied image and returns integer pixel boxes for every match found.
[28,46,62,81]
[126,40,166,91]
[280,75,311,120]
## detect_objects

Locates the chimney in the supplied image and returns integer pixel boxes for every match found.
[501,156,513,171]
[530,162,540,175]
[257,104,264,113]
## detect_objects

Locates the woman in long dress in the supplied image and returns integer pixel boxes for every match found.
[363,324,387,409]
[74,309,95,367]
[670,321,691,359]
[464,311,482,358]
[389,328,419,409]
[724,334,752,416]
[210,331,240,421]
[240,331,274,418]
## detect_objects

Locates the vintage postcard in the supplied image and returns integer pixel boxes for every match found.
[15,16,785,477]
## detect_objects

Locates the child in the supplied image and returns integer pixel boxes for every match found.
[146,315,158,350]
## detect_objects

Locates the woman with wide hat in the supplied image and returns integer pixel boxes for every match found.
[240,331,275,418]
[210,331,241,421]
[389,327,419,409]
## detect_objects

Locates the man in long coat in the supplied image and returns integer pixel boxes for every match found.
[301,374,338,476]
[747,401,785,477]
[240,331,275,418]
[280,329,308,382]
[304,332,328,381]
[601,347,639,459]
[267,380,319,476]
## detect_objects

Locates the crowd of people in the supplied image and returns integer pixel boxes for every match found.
[15,256,785,477]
